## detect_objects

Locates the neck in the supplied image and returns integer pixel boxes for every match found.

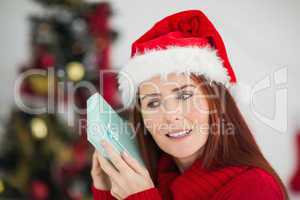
[173,147,204,173]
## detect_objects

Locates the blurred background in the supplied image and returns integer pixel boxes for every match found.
[0,0,299,199]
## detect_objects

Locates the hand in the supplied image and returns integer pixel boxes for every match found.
[98,140,155,199]
[90,150,111,190]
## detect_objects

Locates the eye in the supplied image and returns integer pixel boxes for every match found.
[177,91,193,100]
[147,99,160,108]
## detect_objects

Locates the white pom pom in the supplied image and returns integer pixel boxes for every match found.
[229,82,252,106]
[228,82,257,134]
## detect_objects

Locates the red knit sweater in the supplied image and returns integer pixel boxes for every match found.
[92,153,285,200]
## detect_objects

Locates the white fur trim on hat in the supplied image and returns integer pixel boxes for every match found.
[117,46,233,109]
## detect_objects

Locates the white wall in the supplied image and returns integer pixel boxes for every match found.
[0,0,42,117]
[0,0,299,198]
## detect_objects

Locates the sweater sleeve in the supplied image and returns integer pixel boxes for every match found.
[91,185,117,200]
[225,182,283,200]
[125,187,163,200]
[92,186,163,200]
[218,168,285,200]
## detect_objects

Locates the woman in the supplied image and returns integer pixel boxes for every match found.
[90,10,288,199]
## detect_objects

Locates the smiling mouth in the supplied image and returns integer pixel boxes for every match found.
[166,129,192,139]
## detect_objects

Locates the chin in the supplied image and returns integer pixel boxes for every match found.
[163,144,203,159]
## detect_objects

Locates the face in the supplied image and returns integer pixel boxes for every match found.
[138,73,210,159]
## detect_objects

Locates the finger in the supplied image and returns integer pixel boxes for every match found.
[92,151,100,169]
[91,151,101,175]
[100,140,130,173]
[97,150,119,180]
[121,150,147,175]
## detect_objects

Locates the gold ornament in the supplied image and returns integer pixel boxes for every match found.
[0,179,4,194]
[28,75,48,95]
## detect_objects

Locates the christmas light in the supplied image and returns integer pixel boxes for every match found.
[66,62,85,81]
[30,118,48,140]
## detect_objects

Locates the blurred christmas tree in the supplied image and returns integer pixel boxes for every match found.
[0,0,119,199]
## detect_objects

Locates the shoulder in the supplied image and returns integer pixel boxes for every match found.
[237,167,279,184]
[213,167,286,200]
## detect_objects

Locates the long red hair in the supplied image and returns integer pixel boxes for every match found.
[126,73,288,199]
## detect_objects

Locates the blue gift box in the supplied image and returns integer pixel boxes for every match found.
[87,93,145,166]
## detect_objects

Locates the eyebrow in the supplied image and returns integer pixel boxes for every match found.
[140,84,195,100]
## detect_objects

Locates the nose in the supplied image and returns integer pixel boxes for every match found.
[163,104,182,122]
[163,112,181,124]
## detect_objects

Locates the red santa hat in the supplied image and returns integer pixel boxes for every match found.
[118,10,249,109]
